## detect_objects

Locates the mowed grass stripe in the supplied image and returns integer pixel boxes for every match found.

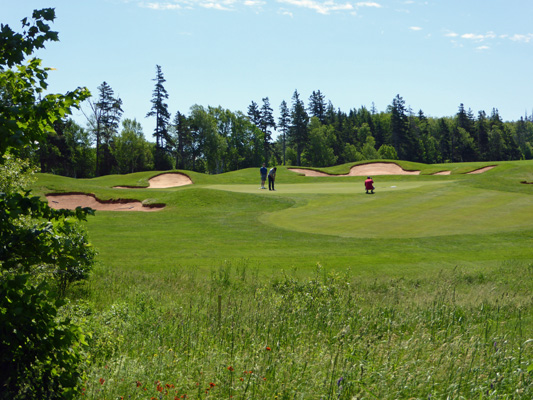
[262,181,533,238]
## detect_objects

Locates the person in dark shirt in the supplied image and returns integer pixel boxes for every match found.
[268,167,277,191]
[259,163,267,189]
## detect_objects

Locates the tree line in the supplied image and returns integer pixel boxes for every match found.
[36,67,533,178]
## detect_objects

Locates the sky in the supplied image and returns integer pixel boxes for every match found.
[3,0,533,140]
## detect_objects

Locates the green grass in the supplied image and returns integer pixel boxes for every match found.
[34,160,533,274]
[33,159,533,399]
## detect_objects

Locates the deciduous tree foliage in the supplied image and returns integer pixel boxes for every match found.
[0,8,89,156]
[1,8,95,399]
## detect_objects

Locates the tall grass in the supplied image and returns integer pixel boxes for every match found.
[67,260,532,399]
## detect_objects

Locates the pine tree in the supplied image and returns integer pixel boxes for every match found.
[260,97,276,162]
[308,90,327,124]
[146,65,171,169]
[456,103,475,134]
[289,90,309,166]
[476,111,490,160]
[390,94,410,160]
[247,101,261,127]
[278,100,291,165]
[173,111,192,170]
[88,81,123,176]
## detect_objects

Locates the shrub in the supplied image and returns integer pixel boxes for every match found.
[0,273,87,400]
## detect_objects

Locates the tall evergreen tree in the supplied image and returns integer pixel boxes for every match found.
[456,103,475,134]
[172,111,192,170]
[476,111,490,160]
[247,101,261,127]
[278,100,290,166]
[308,90,327,124]
[325,100,336,125]
[87,81,123,176]
[390,94,410,160]
[260,97,276,163]
[289,90,309,166]
[146,65,171,169]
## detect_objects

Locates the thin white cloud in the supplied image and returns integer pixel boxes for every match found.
[509,33,533,43]
[277,0,354,15]
[356,1,382,7]
[459,31,495,41]
[278,8,294,17]
[201,2,233,10]
[409,26,422,31]
[139,0,383,14]
[140,0,240,11]
[461,33,485,41]
[141,2,182,10]
[244,0,265,6]
[445,28,533,49]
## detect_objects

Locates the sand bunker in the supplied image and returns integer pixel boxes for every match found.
[466,166,496,174]
[114,172,192,189]
[432,171,451,175]
[46,193,165,212]
[289,162,420,177]
[288,168,333,177]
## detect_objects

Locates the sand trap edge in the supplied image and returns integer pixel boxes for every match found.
[289,162,421,177]
[46,192,165,212]
[114,172,193,189]
[465,166,496,174]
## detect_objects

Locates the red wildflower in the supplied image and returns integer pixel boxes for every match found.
[266,346,271,351]
[99,378,105,385]
[136,381,142,387]
[227,366,234,372]
[240,377,244,381]
[209,382,216,388]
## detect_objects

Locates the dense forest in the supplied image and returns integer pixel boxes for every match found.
[37,66,533,177]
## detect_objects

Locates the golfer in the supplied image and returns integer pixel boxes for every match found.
[268,167,277,191]
[364,176,374,194]
[259,163,267,189]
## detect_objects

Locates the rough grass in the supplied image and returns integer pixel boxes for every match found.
[68,261,532,399]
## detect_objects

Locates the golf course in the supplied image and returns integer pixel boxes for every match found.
[35,160,532,399]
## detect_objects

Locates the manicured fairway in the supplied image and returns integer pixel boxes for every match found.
[35,160,533,276]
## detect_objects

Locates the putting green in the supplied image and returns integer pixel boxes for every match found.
[209,181,533,238]
[206,180,448,194]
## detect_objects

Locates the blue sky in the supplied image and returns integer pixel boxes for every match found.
[3,0,533,140]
